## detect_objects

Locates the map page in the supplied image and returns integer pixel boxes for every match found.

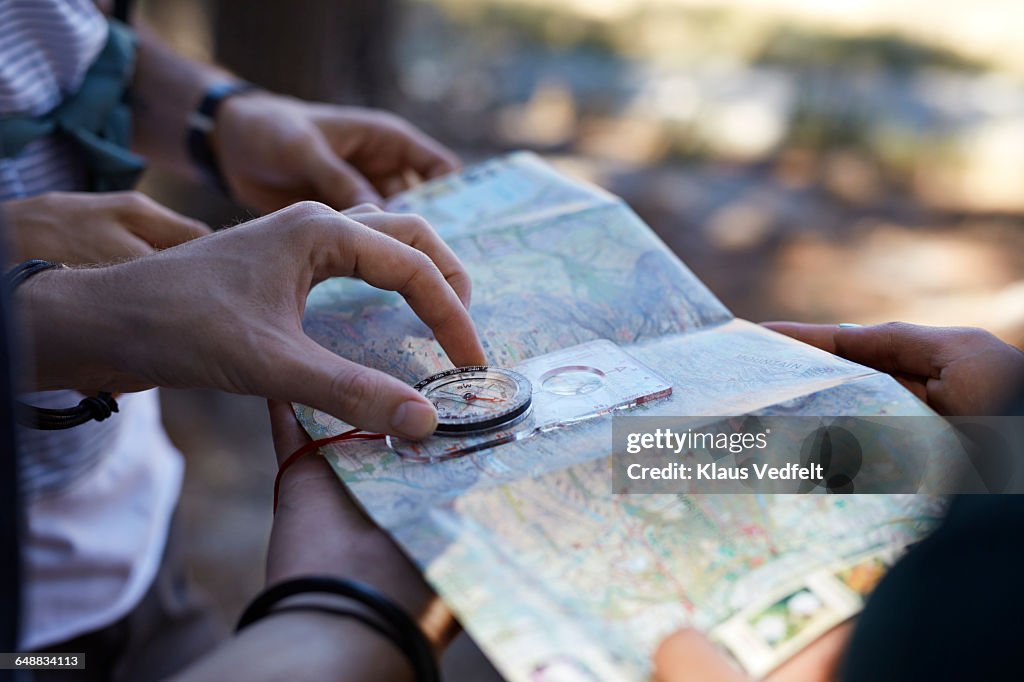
[295,153,942,680]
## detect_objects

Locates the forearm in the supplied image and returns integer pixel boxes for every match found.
[167,611,414,682]
[131,22,240,176]
[269,455,459,654]
[15,267,133,393]
[170,455,456,681]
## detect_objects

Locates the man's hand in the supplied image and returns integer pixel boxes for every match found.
[763,322,1024,416]
[213,92,460,212]
[21,201,486,439]
[3,191,210,265]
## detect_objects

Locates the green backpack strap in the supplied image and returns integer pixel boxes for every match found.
[0,19,146,192]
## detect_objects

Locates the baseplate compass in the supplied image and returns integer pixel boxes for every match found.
[389,340,674,462]
[415,366,533,434]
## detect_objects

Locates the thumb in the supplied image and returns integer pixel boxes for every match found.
[763,321,942,379]
[305,137,382,209]
[654,629,746,682]
[127,201,212,249]
[763,322,840,354]
[833,322,947,378]
[274,337,437,440]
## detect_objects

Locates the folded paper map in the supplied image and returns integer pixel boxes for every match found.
[295,153,944,680]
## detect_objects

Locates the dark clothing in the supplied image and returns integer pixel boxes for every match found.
[0,223,22,682]
[843,494,1024,680]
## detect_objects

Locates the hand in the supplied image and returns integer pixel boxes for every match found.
[22,201,486,439]
[763,322,1024,416]
[166,401,456,682]
[213,92,460,212]
[341,202,470,305]
[3,191,211,265]
[654,624,851,682]
[266,400,456,651]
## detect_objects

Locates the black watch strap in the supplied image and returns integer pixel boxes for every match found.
[186,81,256,196]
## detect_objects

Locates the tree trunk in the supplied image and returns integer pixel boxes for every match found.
[211,0,399,107]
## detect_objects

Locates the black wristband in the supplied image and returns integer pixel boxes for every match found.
[237,576,440,682]
[5,259,64,290]
[256,604,396,646]
[186,81,256,196]
[5,260,120,430]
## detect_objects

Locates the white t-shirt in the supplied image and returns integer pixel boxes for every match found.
[0,0,183,649]
[19,392,183,650]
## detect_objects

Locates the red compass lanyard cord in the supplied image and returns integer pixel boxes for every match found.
[273,428,385,513]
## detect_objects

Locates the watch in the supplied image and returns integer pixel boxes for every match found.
[186,81,256,195]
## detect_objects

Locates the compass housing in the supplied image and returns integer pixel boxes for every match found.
[414,366,533,434]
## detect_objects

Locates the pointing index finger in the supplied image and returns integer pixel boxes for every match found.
[317,215,486,368]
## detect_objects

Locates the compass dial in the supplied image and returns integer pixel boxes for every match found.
[415,366,533,434]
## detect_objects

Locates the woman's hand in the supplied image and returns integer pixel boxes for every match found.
[166,404,455,682]
[3,191,211,265]
[654,624,852,682]
[20,201,486,439]
[266,400,457,651]
[763,322,1024,416]
[213,92,460,212]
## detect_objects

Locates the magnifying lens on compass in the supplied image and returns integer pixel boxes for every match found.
[414,366,533,435]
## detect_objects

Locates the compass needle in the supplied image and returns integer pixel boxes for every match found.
[414,366,533,434]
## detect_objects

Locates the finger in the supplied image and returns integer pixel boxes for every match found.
[120,195,212,248]
[767,622,851,682]
[653,629,746,682]
[351,212,472,307]
[367,116,460,181]
[314,216,486,366]
[394,124,460,179]
[380,175,410,197]
[105,231,156,261]
[347,226,485,365]
[306,137,383,209]
[833,322,953,379]
[278,338,438,440]
[762,322,839,354]
[893,372,929,403]
[764,321,947,380]
[342,203,383,217]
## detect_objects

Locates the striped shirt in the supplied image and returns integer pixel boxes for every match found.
[0,0,105,199]
[0,0,183,650]
[1,0,114,498]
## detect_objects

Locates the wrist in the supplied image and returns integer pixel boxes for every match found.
[191,609,413,682]
[274,453,342,507]
[268,462,458,649]
[187,81,259,194]
[19,266,137,392]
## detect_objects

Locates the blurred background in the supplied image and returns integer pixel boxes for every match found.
[137,1,1024,678]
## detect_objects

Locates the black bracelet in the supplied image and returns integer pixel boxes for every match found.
[260,604,396,644]
[237,576,439,682]
[5,260,120,430]
[5,259,64,289]
[186,81,257,196]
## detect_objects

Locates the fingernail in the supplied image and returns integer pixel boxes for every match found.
[391,400,437,439]
[838,323,863,328]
